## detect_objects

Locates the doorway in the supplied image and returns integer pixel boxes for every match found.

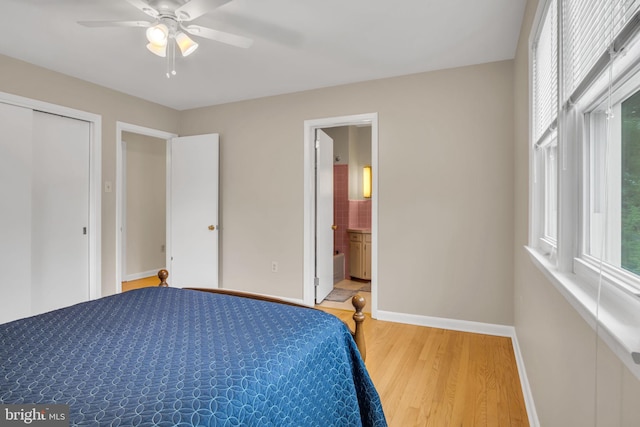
[121,132,167,284]
[116,125,220,292]
[318,124,372,312]
[116,122,176,292]
[303,113,379,318]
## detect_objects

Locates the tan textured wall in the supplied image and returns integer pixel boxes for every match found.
[513,0,640,425]
[180,61,515,325]
[123,132,166,277]
[0,54,179,296]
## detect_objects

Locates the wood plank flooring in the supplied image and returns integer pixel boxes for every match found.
[123,277,529,426]
[325,307,529,426]
[122,276,158,291]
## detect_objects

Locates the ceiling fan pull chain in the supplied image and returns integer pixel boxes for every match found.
[166,39,177,78]
[165,41,170,78]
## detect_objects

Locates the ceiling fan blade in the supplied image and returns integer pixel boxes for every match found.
[185,25,253,48]
[212,11,305,48]
[175,0,231,21]
[78,20,152,28]
[124,0,159,18]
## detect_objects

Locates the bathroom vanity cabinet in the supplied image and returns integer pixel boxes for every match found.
[348,229,371,280]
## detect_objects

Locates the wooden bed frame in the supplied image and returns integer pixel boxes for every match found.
[157,269,367,360]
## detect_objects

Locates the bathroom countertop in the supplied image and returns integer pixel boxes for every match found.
[347,228,371,233]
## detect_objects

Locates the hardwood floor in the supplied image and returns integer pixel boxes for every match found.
[121,276,159,292]
[123,277,529,426]
[324,307,529,426]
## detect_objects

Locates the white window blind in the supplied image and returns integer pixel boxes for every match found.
[563,0,640,103]
[533,0,558,143]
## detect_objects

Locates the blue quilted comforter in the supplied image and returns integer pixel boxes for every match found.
[0,287,386,426]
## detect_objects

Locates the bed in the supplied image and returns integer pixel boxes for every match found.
[0,270,386,426]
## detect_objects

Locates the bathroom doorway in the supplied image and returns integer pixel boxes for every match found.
[319,125,372,312]
[303,113,379,318]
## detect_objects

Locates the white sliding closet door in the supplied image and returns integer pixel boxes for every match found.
[31,111,90,315]
[0,103,34,323]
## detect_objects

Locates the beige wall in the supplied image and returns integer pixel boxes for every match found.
[123,132,166,277]
[350,126,372,201]
[180,60,515,325]
[513,0,640,425]
[324,125,372,200]
[0,49,515,325]
[0,54,180,296]
[325,126,350,165]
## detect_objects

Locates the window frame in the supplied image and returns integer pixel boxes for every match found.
[530,0,559,255]
[528,0,640,380]
[577,64,640,294]
[543,134,559,244]
[533,132,559,257]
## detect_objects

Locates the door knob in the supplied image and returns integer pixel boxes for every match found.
[208,225,216,231]
[331,225,338,230]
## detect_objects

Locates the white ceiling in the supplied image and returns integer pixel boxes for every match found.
[0,0,526,111]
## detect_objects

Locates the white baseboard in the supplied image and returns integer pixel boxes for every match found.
[511,330,540,427]
[376,310,539,427]
[376,310,515,336]
[124,269,164,282]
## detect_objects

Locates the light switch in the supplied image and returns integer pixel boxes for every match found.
[104,181,112,193]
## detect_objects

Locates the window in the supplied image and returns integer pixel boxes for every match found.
[529,0,640,378]
[621,92,640,276]
[533,131,558,252]
[532,0,558,248]
[583,81,640,290]
[543,137,558,242]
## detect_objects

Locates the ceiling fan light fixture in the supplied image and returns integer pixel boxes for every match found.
[175,31,199,57]
[146,23,168,46]
[146,42,167,57]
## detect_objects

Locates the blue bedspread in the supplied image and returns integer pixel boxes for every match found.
[0,287,386,426]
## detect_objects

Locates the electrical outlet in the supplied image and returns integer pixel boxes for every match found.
[271,261,278,273]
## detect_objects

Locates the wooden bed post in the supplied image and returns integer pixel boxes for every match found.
[158,269,169,287]
[351,294,366,361]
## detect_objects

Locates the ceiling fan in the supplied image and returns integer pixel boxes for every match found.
[78,0,253,78]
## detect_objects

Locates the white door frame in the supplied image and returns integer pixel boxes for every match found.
[115,122,177,292]
[303,113,379,317]
[121,140,127,281]
[0,91,102,301]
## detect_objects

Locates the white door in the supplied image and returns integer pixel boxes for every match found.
[169,134,219,288]
[0,103,33,323]
[31,111,90,315]
[316,129,334,303]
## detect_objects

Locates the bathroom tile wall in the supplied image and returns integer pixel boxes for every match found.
[334,165,372,281]
[348,200,372,229]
